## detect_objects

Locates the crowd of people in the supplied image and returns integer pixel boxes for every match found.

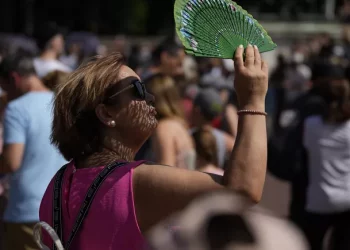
[0,20,349,250]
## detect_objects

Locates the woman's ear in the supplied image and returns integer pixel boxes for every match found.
[95,104,115,126]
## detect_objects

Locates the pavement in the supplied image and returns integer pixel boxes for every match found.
[260,173,291,217]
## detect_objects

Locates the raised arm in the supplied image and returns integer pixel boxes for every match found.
[133,45,268,232]
[222,44,267,201]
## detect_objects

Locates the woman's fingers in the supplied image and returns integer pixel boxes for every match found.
[244,44,254,67]
[234,45,244,69]
[261,60,268,74]
[235,45,265,71]
[254,45,262,67]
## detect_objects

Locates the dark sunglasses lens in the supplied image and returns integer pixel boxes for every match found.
[133,81,146,99]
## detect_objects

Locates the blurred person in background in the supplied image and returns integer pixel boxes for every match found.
[340,24,350,61]
[191,88,235,170]
[38,46,269,250]
[128,44,142,71]
[42,70,70,91]
[183,55,198,84]
[33,23,71,78]
[308,36,323,65]
[267,60,345,234]
[61,32,103,69]
[283,55,312,105]
[140,37,185,79]
[60,43,81,70]
[139,74,196,169]
[135,38,188,162]
[147,191,308,250]
[199,74,238,137]
[269,54,288,133]
[340,0,350,23]
[318,33,336,59]
[302,67,350,250]
[0,53,66,250]
[192,127,224,175]
[114,34,129,58]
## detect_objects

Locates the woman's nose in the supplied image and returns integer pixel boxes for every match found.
[145,92,155,105]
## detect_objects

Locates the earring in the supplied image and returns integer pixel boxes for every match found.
[109,120,116,127]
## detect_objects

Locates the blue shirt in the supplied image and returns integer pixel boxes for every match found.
[3,92,66,222]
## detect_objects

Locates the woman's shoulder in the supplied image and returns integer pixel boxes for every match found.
[157,118,186,132]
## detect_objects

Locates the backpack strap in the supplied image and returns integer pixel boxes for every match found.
[52,161,128,250]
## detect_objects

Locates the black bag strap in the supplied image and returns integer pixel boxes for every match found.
[52,161,127,250]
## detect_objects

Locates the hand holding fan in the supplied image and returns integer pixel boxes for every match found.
[174,0,277,58]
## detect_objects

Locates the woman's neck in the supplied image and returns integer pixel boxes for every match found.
[76,137,136,169]
[40,50,58,60]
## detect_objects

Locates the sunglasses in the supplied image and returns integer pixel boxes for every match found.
[104,77,153,104]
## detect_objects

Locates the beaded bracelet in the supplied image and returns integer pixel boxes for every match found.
[237,110,268,116]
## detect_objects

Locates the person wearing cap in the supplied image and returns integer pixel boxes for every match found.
[191,88,235,170]
[199,73,238,137]
[0,53,66,250]
[33,23,71,79]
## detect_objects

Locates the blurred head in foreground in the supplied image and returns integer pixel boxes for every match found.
[147,191,308,250]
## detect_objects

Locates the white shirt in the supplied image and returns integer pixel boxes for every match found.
[303,116,350,213]
[33,58,72,78]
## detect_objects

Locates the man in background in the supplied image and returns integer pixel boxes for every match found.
[33,22,71,78]
[140,36,185,79]
[0,52,66,250]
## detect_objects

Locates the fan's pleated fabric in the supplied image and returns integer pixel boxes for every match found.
[174,0,277,58]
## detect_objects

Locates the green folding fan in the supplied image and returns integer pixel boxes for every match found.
[174,0,277,58]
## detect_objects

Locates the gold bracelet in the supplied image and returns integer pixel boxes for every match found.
[237,110,268,116]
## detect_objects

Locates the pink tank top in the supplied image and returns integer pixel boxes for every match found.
[39,161,147,250]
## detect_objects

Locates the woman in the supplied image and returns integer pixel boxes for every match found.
[39,45,268,250]
[192,126,224,175]
[145,74,196,169]
[302,74,350,250]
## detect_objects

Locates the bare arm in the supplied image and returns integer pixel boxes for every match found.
[134,45,268,232]
[0,103,26,174]
[0,144,24,174]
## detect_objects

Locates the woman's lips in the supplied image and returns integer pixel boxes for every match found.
[149,106,157,116]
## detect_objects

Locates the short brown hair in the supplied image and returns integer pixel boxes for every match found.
[51,53,124,160]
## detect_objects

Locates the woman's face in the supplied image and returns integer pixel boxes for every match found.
[100,65,158,144]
